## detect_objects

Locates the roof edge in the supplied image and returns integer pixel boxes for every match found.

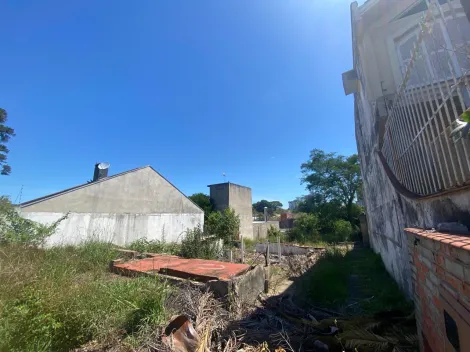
[146,166,205,214]
[20,166,204,214]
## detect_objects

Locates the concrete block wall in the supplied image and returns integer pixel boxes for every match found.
[252,221,280,240]
[209,182,253,240]
[406,228,470,352]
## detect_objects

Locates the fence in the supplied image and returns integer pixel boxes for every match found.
[381,0,470,196]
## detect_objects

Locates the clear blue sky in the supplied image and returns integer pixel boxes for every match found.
[0,0,357,207]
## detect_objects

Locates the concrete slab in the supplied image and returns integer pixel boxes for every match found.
[113,254,250,282]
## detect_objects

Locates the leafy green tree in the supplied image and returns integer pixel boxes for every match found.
[0,108,15,175]
[301,149,362,223]
[287,213,321,244]
[188,193,214,218]
[253,200,283,216]
[205,208,240,244]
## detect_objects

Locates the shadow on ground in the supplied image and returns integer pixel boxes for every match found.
[222,243,417,352]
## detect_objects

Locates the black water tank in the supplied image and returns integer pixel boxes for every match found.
[93,162,110,181]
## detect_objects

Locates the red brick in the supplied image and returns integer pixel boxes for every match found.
[444,257,465,279]
[444,272,463,291]
[451,241,467,248]
[450,247,470,265]
[460,281,470,297]
[435,253,445,267]
[435,265,445,279]
[432,296,441,309]
[465,265,470,284]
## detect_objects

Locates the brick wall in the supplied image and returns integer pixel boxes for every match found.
[406,228,470,352]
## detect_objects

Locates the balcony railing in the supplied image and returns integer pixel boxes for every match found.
[381,0,470,196]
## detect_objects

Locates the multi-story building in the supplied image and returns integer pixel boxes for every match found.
[345,0,470,349]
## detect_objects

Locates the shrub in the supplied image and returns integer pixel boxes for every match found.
[323,219,353,243]
[287,213,321,244]
[267,225,283,242]
[0,196,67,247]
[205,208,240,244]
[180,226,221,260]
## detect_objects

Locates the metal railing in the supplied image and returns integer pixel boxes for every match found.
[381,0,470,196]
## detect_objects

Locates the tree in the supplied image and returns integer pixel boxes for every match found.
[0,108,15,175]
[301,149,362,223]
[253,200,283,216]
[188,193,214,218]
[287,213,321,244]
[205,208,240,244]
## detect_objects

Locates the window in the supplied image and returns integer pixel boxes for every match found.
[395,13,470,88]
[396,32,430,87]
[446,15,470,73]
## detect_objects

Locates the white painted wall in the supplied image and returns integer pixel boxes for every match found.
[356,0,466,104]
[21,212,204,247]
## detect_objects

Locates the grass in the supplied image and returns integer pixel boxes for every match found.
[128,237,180,255]
[301,247,413,315]
[0,241,170,352]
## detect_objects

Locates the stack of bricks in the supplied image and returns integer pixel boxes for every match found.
[406,228,470,352]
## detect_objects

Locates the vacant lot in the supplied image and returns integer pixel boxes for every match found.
[0,242,170,352]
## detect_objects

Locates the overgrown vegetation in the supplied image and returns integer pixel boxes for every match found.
[180,226,222,259]
[301,247,413,315]
[0,196,67,247]
[267,225,283,242]
[0,243,170,352]
[205,208,240,244]
[128,237,180,255]
[286,148,363,244]
[287,213,320,244]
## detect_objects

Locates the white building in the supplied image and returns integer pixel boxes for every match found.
[19,164,204,246]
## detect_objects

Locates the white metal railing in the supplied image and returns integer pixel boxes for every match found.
[381,0,470,196]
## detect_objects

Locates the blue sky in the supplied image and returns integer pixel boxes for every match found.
[0,0,357,207]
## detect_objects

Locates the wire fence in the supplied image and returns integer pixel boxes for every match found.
[381,0,470,196]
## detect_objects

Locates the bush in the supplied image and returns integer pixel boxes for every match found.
[0,196,67,247]
[180,226,221,260]
[323,219,353,243]
[287,213,321,244]
[128,238,180,255]
[267,226,284,242]
[205,208,240,244]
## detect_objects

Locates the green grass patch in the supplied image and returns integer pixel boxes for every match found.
[302,247,412,315]
[128,237,180,255]
[0,242,170,352]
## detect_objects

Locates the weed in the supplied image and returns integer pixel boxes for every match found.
[0,197,67,247]
[242,237,257,251]
[0,243,169,352]
[180,226,221,260]
[128,237,180,255]
[301,247,412,315]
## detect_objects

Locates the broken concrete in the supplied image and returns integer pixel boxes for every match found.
[110,254,265,303]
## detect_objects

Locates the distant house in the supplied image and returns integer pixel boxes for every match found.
[19,164,204,246]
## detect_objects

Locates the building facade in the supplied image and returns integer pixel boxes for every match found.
[347,0,470,298]
[19,165,204,246]
[208,182,253,240]
[347,2,470,348]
